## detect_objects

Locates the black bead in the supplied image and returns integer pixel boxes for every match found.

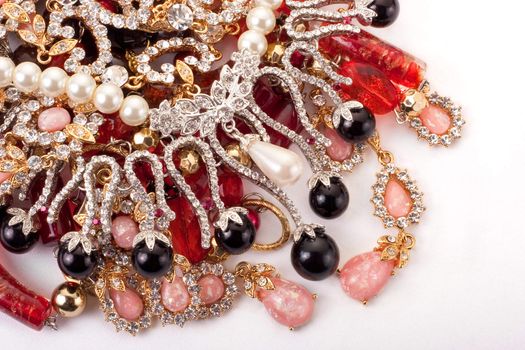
[336,106,376,143]
[309,177,349,219]
[291,228,340,281]
[0,213,38,254]
[132,240,173,279]
[368,0,400,28]
[57,244,97,279]
[215,213,256,255]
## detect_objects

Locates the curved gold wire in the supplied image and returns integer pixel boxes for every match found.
[242,198,291,251]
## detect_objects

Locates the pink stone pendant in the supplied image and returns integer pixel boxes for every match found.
[405,89,465,147]
[257,278,315,329]
[371,164,425,230]
[339,251,395,303]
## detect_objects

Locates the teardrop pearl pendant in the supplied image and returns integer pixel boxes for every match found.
[246,140,304,187]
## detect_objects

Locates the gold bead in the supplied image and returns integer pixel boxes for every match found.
[400,89,429,118]
[179,149,200,175]
[265,43,286,65]
[132,128,159,150]
[225,143,252,168]
[51,282,87,318]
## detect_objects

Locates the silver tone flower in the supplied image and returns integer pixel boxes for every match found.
[7,208,34,236]
[292,223,325,242]
[214,207,249,232]
[308,171,343,190]
[61,231,94,255]
[132,230,171,251]
[332,101,364,129]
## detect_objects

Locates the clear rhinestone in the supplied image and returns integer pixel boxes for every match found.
[167,4,194,31]
[101,66,129,86]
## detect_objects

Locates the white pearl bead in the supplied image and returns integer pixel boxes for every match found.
[119,95,149,126]
[254,0,282,10]
[66,72,96,104]
[93,83,124,114]
[39,67,68,98]
[12,62,41,93]
[238,30,268,56]
[246,140,303,187]
[0,57,15,88]
[246,7,276,34]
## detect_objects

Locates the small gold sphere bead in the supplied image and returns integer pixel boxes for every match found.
[132,128,159,150]
[225,143,252,168]
[51,282,87,318]
[179,149,200,175]
[400,89,429,118]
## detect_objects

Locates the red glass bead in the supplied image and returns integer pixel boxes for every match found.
[319,29,426,89]
[0,263,53,330]
[337,61,401,115]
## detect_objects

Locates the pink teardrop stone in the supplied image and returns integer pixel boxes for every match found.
[198,275,225,305]
[37,107,71,132]
[0,172,12,184]
[340,251,395,302]
[257,278,314,328]
[161,277,190,313]
[323,127,353,162]
[109,288,144,321]
[111,215,139,250]
[419,105,451,135]
[384,178,412,218]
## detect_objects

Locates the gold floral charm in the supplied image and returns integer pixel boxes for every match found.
[376,230,416,268]
[235,262,276,298]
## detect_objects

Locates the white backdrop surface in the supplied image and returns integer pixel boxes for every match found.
[1,0,524,349]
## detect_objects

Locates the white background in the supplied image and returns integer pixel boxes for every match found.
[1,0,524,349]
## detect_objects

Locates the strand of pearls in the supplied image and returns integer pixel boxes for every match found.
[0,57,149,127]
[237,0,282,56]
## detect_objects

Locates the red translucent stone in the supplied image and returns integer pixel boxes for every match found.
[0,263,53,330]
[337,61,401,115]
[218,170,244,207]
[168,198,211,264]
[96,113,135,144]
[142,84,174,108]
[319,29,426,89]
[246,209,260,230]
[253,79,302,148]
[166,164,244,263]
[97,0,118,12]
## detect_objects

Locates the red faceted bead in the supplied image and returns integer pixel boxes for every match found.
[0,263,53,330]
[337,61,401,115]
[319,29,426,89]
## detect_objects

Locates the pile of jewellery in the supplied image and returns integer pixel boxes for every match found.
[0,0,465,334]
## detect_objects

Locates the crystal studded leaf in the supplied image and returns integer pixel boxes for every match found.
[193,94,215,109]
[18,30,39,45]
[49,39,78,56]
[177,99,199,114]
[6,145,26,161]
[32,14,46,37]
[210,81,227,102]
[65,124,96,143]
[2,3,30,23]
[176,59,194,85]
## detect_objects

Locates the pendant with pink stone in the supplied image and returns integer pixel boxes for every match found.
[339,251,395,303]
[37,107,71,132]
[257,278,315,329]
[109,287,144,321]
